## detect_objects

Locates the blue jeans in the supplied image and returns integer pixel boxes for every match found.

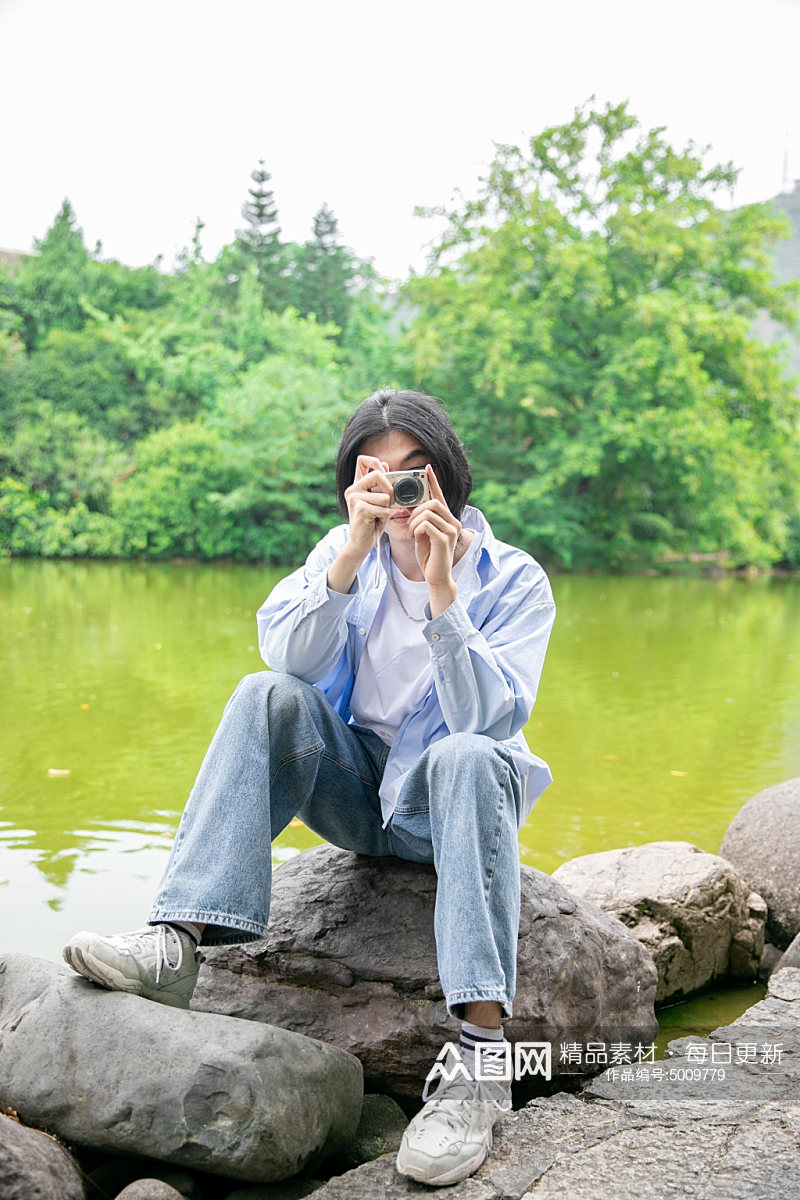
[150,672,524,1017]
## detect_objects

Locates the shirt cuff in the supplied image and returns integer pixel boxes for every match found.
[325,581,360,606]
[299,569,360,618]
[423,596,473,648]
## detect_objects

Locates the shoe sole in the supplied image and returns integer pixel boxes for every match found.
[63,943,144,996]
[63,941,195,1008]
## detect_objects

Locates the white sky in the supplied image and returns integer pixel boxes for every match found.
[2,0,799,280]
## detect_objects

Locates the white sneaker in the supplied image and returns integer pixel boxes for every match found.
[396,1047,512,1186]
[63,925,200,1009]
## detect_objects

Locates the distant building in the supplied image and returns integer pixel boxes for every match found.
[0,248,31,269]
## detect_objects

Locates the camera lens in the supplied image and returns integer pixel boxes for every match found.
[393,474,424,507]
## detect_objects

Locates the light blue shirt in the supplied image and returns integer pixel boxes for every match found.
[257,505,556,826]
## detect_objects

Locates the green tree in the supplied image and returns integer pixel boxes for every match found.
[19,324,150,443]
[212,308,352,561]
[405,101,800,568]
[84,305,242,426]
[290,204,356,330]
[236,160,286,308]
[111,421,240,559]
[86,255,173,317]
[14,200,91,349]
[0,477,122,557]
[0,332,28,440]
[1,399,126,513]
[339,281,406,399]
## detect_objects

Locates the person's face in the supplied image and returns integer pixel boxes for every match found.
[358,429,432,545]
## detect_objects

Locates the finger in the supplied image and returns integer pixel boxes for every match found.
[412,498,456,522]
[348,490,391,516]
[355,455,387,482]
[426,464,447,505]
[411,517,458,546]
[409,507,460,538]
[351,465,392,496]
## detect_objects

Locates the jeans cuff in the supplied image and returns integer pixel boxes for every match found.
[149,908,267,945]
[446,987,513,1021]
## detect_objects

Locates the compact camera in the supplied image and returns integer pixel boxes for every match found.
[371,469,430,511]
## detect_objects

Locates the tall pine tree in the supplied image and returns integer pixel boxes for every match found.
[16,200,91,349]
[292,204,355,331]
[236,161,285,308]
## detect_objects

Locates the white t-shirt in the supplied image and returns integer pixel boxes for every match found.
[350,540,477,745]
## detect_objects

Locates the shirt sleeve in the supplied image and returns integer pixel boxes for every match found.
[423,562,555,741]
[256,528,360,682]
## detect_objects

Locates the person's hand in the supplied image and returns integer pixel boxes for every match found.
[342,454,393,562]
[328,455,394,594]
[408,466,462,612]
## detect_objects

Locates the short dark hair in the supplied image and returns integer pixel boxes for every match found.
[335,389,473,518]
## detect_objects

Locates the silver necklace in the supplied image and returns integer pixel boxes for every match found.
[386,552,426,623]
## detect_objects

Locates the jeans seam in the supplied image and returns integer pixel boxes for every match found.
[322,749,384,790]
[271,737,384,792]
[481,761,508,902]
[269,738,325,785]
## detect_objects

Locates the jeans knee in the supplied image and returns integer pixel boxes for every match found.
[230,670,309,720]
[427,732,503,776]
[425,734,519,814]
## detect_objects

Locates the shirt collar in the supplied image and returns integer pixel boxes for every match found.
[460,505,501,574]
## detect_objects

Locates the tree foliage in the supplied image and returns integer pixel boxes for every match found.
[13,200,92,349]
[404,101,800,567]
[0,113,798,569]
[0,165,394,562]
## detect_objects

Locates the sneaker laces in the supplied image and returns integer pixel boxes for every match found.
[105,924,186,983]
[419,1064,512,1149]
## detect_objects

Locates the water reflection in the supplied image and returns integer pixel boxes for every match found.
[530,572,800,872]
[2,560,800,963]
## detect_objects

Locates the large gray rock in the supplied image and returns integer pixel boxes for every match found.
[552,840,766,1004]
[304,966,800,1199]
[0,953,362,1183]
[192,845,658,1105]
[0,1112,84,1200]
[721,776,800,948]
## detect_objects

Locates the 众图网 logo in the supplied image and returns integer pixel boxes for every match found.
[425,1042,552,1084]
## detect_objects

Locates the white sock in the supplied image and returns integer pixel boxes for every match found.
[460,1027,503,1046]
[460,1022,511,1090]
[460,1021,506,1054]
[164,920,202,947]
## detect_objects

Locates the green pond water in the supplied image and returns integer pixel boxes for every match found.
[3,559,799,1037]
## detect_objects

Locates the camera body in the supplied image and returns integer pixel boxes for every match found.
[371,469,430,511]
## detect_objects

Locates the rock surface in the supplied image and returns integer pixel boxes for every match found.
[116,1183,188,1200]
[328,1093,408,1172]
[305,966,800,1199]
[552,840,766,1003]
[0,1112,84,1200]
[720,775,800,948]
[781,929,800,971]
[0,953,363,1183]
[192,845,658,1105]
[223,1183,324,1199]
[85,1157,203,1200]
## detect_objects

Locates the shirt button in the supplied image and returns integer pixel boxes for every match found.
[358,628,366,636]
[431,633,440,641]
